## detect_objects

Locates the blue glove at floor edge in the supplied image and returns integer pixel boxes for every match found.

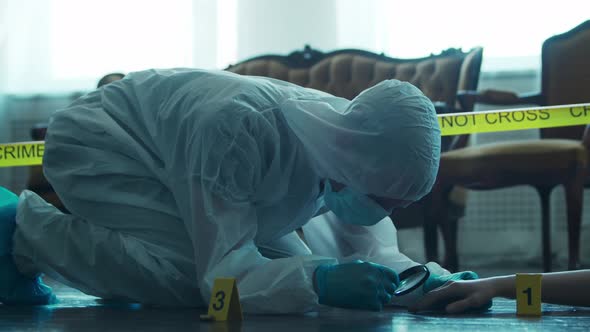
[1,186,57,305]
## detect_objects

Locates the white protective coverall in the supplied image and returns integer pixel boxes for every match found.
[12,68,442,313]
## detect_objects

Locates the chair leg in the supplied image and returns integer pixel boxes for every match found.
[564,176,584,271]
[426,185,458,272]
[440,217,459,272]
[422,194,439,263]
[536,186,552,272]
[424,217,439,263]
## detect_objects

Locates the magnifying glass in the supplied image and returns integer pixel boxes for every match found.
[394,265,430,296]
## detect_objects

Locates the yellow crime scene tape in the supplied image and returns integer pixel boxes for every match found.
[0,141,45,168]
[1,103,590,168]
[438,103,590,136]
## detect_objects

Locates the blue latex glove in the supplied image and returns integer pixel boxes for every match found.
[0,186,56,305]
[0,186,18,256]
[314,260,399,311]
[422,270,492,312]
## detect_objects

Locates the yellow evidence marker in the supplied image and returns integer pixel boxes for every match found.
[200,278,243,321]
[516,273,542,316]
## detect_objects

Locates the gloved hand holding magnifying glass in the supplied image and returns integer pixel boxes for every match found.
[314,261,490,312]
[313,260,399,311]
[313,262,435,311]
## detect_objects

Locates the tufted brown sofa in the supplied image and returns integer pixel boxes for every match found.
[28,45,484,269]
[227,45,482,110]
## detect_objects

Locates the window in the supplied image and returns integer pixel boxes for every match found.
[335,0,589,72]
[2,0,587,94]
[50,0,194,88]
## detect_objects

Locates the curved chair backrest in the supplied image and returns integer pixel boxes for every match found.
[541,20,590,140]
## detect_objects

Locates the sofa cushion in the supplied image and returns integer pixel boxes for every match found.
[440,139,587,188]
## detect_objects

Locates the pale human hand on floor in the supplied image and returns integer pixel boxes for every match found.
[410,277,495,314]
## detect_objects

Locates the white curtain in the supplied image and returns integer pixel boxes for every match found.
[1,0,588,94]
[334,0,589,72]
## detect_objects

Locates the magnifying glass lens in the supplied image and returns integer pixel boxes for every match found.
[396,272,427,293]
[394,265,430,296]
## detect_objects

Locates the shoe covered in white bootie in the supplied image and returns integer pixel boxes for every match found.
[0,186,56,305]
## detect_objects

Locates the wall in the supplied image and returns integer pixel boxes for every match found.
[0,95,73,192]
[235,0,339,61]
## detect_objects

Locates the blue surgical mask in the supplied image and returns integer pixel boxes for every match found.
[323,181,391,226]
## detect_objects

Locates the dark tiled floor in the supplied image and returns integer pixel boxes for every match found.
[1,279,589,332]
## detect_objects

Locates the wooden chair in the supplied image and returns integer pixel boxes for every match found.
[436,20,590,272]
[227,45,484,266]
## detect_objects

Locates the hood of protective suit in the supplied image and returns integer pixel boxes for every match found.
[280,79,440,201]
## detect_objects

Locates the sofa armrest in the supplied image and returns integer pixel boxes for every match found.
[433,102,471,152]
[31,123,49,141]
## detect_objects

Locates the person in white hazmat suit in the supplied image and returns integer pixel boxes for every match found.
[0,68,483,313]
